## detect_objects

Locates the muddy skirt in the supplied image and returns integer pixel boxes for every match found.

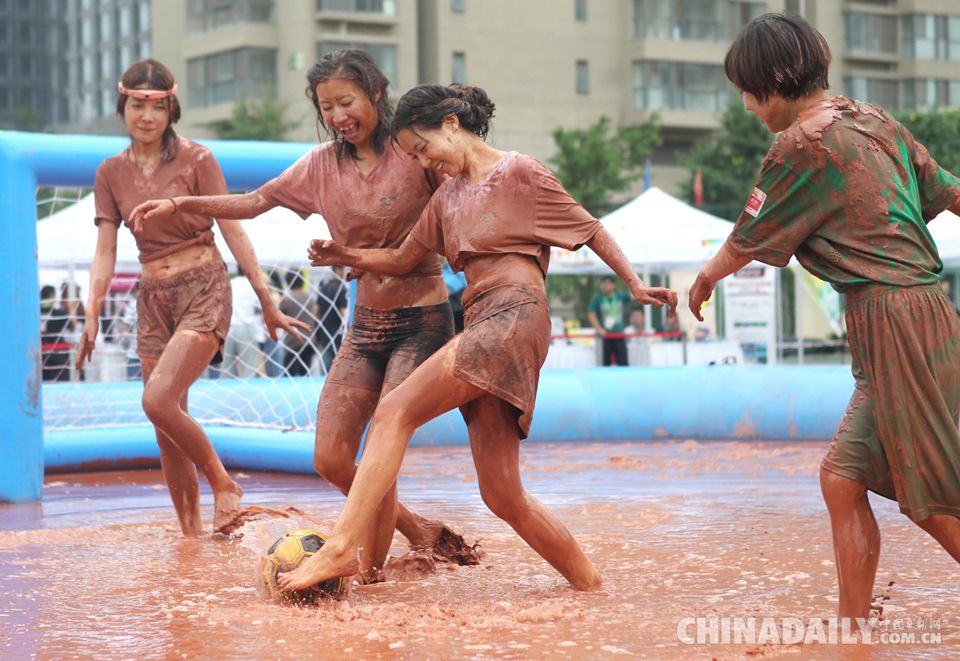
[454,285,550,439]
[822,283,960,521]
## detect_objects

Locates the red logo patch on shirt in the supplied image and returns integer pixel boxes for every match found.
[744,187,767,218]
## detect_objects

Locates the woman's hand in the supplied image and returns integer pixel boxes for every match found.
[308,239,351,267]
[630,284,679,318]
[75,317,99,370]
[687,272,716,322]
[129,198,177,234]
[262,305,312,344]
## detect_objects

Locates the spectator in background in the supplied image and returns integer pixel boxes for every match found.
[41,285,72,381]
[315,266,348,375]
[261,270,285,377]
[224,265,266,378]
[587,275,631,366]
[280,269,318,376]
[943,277,959,316]
[442,260,467,333]
[624,307,646,340]
[119,280,142,380]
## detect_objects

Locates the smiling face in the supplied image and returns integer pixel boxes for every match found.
[123,94,170,146]
[315,77,380,148]
[395,116,464,176]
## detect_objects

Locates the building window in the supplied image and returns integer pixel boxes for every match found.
[317,41,397,84]
[844,12,898,55]
[634,0,721,42]
[903,14,960,62]
[575,59,589,95]
[575,0,586,22]
[187,0,276,33]
[316,0,397,16]
[632,60,728,111]
[452,51,466,84]
[187,47,277,107]
[118,5,131,37]
[902,78,960,111]
[844,76,900,110]
[451,0,464,13]
[634,0,766,42]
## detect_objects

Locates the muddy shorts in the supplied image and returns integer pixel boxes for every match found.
[326,302,454,392]
[455,285,550,440]
[137,259,231,364]
[821,283,960,521]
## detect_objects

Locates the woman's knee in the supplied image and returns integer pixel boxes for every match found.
[370,389,419,433]
[820,467,868,508]
[479,480,525,522]
[142,383,177,425]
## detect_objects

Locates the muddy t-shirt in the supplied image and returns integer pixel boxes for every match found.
[94,137,228,263]
[257,139,442,276]
[410,151,601,279]
[728,96,960,292]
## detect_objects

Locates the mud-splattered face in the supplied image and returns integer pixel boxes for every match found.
[123,95,170,146]
[741,91,797,133]
[315,78,380,147]
[396,118,464,177]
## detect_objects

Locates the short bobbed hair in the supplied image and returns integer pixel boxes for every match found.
[724,13,831,102]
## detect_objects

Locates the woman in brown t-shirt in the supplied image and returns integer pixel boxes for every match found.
[280,84,678,592]
[129,51,469,581]
[78,60,308,537]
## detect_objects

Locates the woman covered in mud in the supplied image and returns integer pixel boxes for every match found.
[688,14,960,624]
[78,60,309,536]
[129,50,472,580]
[279,83,678,592]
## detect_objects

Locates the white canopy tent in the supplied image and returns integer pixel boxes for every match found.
[549,186,734,274]
[930,209,960,268]
[37,193,331,270]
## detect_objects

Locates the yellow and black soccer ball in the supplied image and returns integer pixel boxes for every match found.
[257,529,348,604]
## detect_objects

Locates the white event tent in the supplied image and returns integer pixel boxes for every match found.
[930,209,960,268]
[549,186,734,274]
[37,193,331,271]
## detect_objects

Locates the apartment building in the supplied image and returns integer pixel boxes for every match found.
[24,1,960,194]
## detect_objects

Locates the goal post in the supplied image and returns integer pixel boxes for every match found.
[0,130,315,503]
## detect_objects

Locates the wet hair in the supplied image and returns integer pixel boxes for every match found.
[724,13,831,102]
[305,49,393,161]
[116,59,182,162]
[392,84,496,140]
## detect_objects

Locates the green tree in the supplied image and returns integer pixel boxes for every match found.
[202,98,299,141]
[549,115,661,217]
[681,99,772,221]
[896,107,960,176]
[546,115,660,325]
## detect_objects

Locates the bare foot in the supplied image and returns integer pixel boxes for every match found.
[212,481,243,534]
[278,540,359,592]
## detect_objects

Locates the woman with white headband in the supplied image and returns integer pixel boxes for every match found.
[77,59,310,537]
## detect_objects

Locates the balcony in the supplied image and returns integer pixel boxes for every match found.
[315,0,397,26]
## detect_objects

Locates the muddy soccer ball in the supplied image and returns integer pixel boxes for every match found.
[257,529,348,604]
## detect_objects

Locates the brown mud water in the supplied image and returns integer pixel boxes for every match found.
[1,440,956,659]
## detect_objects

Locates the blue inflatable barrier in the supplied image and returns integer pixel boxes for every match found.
[43,366,855,474]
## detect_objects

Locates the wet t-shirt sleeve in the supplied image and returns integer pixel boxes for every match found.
[93,163,122,227]
[409,193,446,256]
[533,165,602,250]
[194,148,228,197]
[899,124,960,222]
[728,144,824,268]
[256,148,321,220]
